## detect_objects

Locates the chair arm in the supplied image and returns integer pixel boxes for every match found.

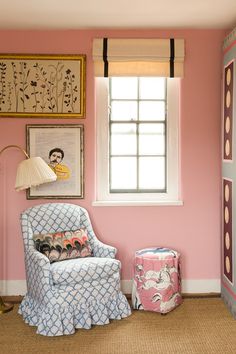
[25,250,52,302]
[92,239,117,258]
[28,249,50,268]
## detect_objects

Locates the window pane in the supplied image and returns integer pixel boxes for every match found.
[111,157,137,189]
[139,124,165,155]
[111,77,138,99]
[139,157,165,189]
[111,123,137,155]
[139,101,165,121]
[111,101,137,121]
[139,77,166,99]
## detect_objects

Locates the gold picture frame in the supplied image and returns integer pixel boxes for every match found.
[26,124,84,199]
[0,54,86,118]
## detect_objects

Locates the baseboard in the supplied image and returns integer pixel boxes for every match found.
[182,293,220,298]
[0,280,27,296]
[181,279,221,293]
[0,278,221,296]
[122,279,220,295]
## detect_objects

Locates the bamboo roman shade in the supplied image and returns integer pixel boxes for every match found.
[92,38,185,77]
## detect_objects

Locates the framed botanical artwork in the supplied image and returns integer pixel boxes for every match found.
[26,124,84,199]
[0,54,86,118]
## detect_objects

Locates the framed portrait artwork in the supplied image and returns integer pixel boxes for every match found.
[0,54,86,118]
[26,124,84,199]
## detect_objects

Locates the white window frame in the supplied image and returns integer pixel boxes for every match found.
[93,77,183,206]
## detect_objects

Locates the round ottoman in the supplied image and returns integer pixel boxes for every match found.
[132,247,182,314]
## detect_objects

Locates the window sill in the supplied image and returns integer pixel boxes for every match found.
[92,200,184,207]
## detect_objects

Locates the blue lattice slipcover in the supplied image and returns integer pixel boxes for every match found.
[18,203,131,336]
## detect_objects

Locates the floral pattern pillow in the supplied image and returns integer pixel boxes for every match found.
[33,229,93,263]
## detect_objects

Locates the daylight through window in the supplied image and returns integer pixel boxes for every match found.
[94,76,180,205]
[109,77,166,193]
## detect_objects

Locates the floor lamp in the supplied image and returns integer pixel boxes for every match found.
[0,144,57,313]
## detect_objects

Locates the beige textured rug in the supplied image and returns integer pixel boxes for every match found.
[1,298,236,354]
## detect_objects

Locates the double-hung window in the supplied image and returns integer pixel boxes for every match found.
[92,37,184,206]
[94,76,181,206]
[110,77,166,193]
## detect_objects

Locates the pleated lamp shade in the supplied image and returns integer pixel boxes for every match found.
[15,156,57,191]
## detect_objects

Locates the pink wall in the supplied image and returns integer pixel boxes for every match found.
[0,29,226,283]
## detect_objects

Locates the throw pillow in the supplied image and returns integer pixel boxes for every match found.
[33,229,93,263]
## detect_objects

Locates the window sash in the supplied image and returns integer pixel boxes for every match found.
[109,77,167,193]
[94,77,180,203]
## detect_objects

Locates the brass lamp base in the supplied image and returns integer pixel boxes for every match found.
[0,296,14,314]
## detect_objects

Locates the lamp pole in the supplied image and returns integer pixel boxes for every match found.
[0,146,20,313]
[0,144,56,314]
[0,145,29,159]
[0,296,13,314]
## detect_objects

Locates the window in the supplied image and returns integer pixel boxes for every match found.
[110,77,166,193]
[94,77,182,206]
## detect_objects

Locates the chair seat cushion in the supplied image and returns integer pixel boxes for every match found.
[50,257,121,286]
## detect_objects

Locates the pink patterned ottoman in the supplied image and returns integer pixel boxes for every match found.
[132,247,182,314]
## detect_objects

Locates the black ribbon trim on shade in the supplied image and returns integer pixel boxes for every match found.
[103,38,108,77]
[170,38,175,77]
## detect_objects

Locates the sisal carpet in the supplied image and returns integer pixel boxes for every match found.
[1,298,236,354]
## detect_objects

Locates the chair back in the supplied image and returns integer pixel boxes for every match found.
[21,203,96,250]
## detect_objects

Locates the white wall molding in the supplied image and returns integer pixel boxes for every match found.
[181,279,221,294]
[121,279,221,295]
[0,279,220,296]
[0,280,27,296]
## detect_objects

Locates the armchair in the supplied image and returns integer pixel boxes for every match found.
[18,203,131,336]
